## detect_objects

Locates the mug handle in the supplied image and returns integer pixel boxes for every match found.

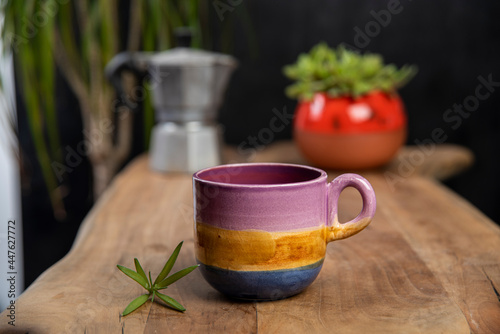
[327,173,376,242]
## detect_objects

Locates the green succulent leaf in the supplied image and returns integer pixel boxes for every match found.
[154,241,184,285]
[157,265,200,289]
[156,292,186,312]
[117,265,149,290]
[134,258,148,283]
[122,294,150,316]
[151,290,156,304]
[283,42,417,100]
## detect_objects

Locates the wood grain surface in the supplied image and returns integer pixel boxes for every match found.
[2,143,499,333]
[224,142,475,181]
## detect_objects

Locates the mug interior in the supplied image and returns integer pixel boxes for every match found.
[195,164,323,185]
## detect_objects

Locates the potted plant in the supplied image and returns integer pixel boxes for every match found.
[283,43,417,170]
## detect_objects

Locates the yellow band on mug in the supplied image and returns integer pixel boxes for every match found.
[195,222,327,271]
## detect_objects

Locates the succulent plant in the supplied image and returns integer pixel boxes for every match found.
[283,43,417,100]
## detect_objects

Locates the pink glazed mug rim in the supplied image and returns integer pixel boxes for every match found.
[193,162,328,189]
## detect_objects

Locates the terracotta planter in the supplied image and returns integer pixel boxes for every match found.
[294,91,407,170]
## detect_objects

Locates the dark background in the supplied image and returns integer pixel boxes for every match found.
[18,0,500,287]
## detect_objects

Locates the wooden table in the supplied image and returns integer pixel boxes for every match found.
[2,142,500,333]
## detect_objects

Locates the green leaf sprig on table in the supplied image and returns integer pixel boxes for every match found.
[117,241,199,316]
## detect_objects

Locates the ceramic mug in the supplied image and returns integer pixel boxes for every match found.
[193,163,376,300]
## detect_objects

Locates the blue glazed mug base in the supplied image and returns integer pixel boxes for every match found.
[198,260,324,301]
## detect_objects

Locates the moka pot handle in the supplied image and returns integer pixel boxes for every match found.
[104,52,152,112]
